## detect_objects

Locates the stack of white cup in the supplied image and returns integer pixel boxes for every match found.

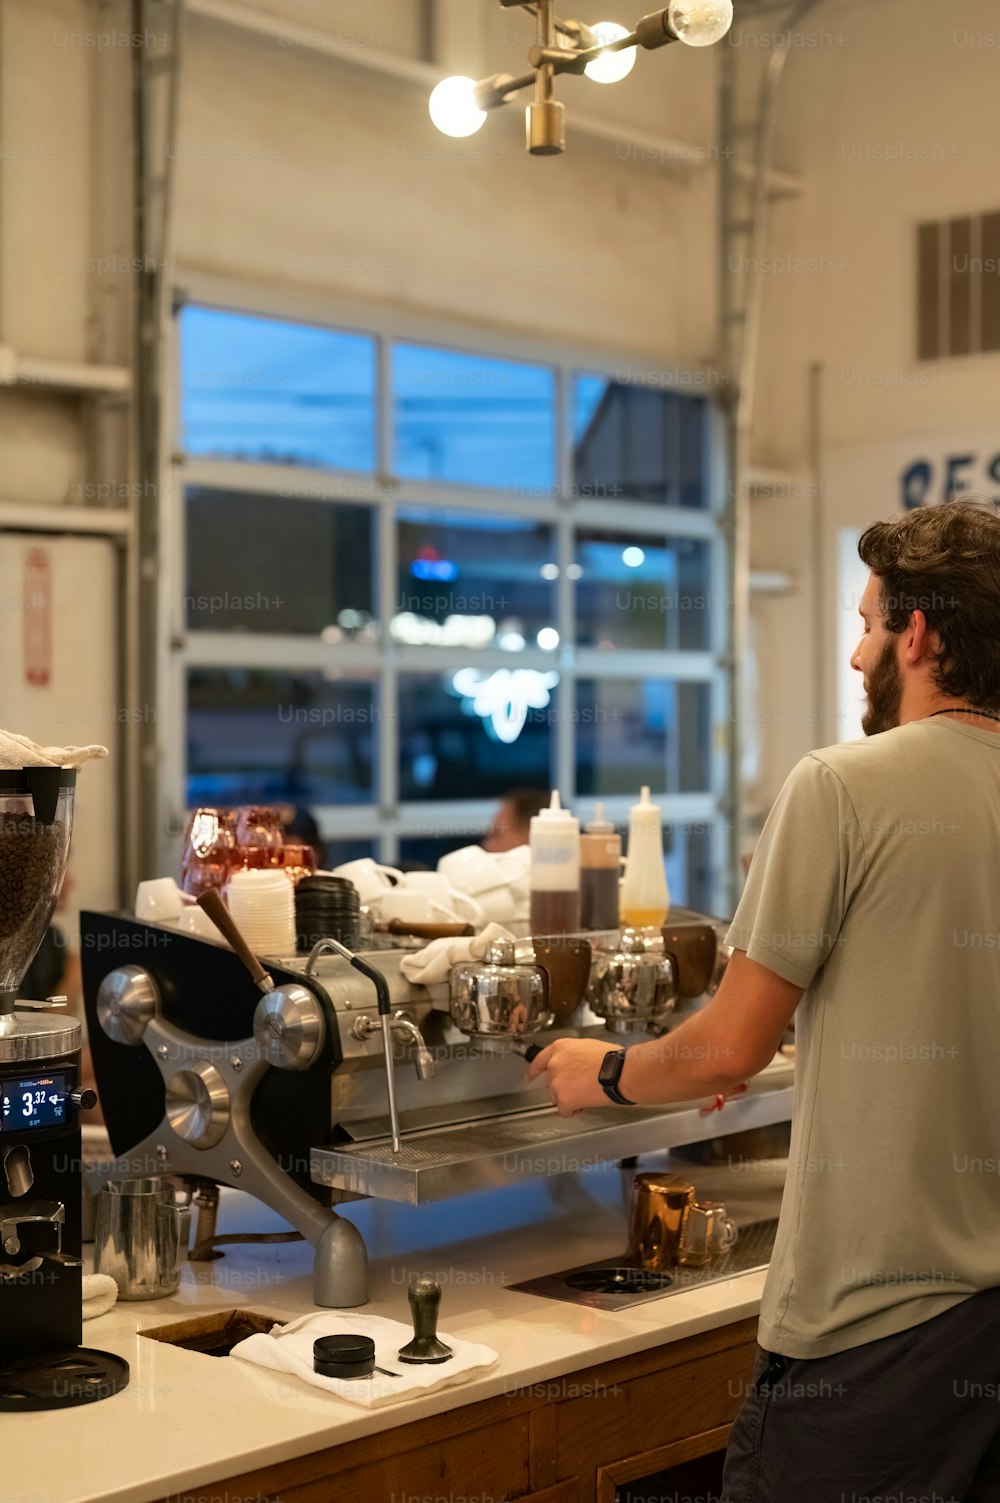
[226,868,297,954]
[436,845,531,933]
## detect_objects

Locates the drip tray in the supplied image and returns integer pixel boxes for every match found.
[509,1218,778,1310]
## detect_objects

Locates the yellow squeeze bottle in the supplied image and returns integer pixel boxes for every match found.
[619,785,669,928]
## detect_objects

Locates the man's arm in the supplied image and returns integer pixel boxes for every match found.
[525,949,802,1115]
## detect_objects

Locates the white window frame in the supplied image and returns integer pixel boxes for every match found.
[159,271,732,912]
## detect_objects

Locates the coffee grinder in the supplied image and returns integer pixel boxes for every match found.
[0,764,128,1408]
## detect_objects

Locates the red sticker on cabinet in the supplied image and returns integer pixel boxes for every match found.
[23,548,52,687]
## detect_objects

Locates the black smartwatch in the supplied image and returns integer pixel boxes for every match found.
[598,1048,634,1106]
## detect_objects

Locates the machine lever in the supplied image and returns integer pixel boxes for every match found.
[197,890,274,992]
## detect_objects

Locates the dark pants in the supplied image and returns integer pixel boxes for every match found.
[722,1286,1000,1503]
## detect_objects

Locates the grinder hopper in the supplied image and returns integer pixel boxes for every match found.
[0,766,76,1021]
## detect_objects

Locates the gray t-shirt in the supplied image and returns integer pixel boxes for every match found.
[728,716,1000,1359]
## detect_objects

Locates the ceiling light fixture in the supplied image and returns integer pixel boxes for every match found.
[428,1,734,155]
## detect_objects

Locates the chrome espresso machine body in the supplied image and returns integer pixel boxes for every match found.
[81,908,792,1303]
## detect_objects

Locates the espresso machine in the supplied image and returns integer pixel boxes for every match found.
[82,898,792,1308]
[0,765,127,1409]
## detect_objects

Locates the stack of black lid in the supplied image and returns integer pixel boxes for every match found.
[295,875,362,954]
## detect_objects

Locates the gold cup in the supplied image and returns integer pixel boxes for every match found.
[627,1173,738,1270]
[627,1173,695,1269]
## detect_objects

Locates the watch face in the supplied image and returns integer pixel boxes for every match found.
[598,1050,623,1086]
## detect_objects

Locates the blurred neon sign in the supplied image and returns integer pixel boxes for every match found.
[450,667,560,744]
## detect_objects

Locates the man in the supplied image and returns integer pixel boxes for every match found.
[481,788,549,852]
[529,500,1000,1499]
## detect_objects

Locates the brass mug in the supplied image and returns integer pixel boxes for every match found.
[627,1173,738,1270]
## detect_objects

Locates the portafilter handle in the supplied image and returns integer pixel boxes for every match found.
[197,890,274,993]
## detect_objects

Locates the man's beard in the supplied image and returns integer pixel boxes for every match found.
[861,637,903,736]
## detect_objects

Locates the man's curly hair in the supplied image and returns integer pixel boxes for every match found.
[858,499,1000,709]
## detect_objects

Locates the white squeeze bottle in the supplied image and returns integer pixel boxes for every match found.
[620,785,670,928]
[529,791,581,934]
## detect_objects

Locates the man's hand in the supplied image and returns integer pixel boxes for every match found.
[525,1038,613,1116]
[524,951,803,1112]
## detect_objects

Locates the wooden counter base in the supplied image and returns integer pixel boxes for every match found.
[158,1315,758,1503]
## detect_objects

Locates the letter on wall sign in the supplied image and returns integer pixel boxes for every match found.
[901,460,933,510]
[944,455,976,498]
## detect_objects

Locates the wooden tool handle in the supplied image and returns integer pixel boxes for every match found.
[384,919,474,939]
[197,889,272,989]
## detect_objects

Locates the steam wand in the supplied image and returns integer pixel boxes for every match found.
[307,938,402,1153]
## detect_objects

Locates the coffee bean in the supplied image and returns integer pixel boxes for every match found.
[0,814,68,991]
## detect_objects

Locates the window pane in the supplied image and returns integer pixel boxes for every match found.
[322,836,378,867]
[179,306,376,470]
[575,679,711,795]
[665,822,714,911]
[399,671,556,800]
[186,488,375,636]
[572,376,708,508]
[574,531,711,650]
[394,507,556,651]
[393,344,555,490]
[187,669,378,806]
[581,817,712,910]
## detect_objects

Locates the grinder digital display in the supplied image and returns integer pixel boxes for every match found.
[0,1074,69,1132]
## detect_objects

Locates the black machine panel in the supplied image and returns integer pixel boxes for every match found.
[80,912,341,1200]
[0,1053,82,1362]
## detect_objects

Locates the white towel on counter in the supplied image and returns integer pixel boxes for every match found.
[81,1273,119,1321]
[399,922,515,987]
[0,729,108,769]
[229,1311,499,1408]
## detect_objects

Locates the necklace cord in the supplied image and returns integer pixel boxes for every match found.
[927,708,1000,725]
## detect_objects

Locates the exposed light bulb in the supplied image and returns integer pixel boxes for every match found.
[622,546,646,568]
[428,76,487,138]
[666,0,734,47]
[584,22,637,83]
[537,627,560,650]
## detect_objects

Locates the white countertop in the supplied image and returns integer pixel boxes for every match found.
[6,1157,786,1503]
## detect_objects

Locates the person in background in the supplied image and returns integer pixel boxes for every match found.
[277,803,324,866]
[481,788,549,852]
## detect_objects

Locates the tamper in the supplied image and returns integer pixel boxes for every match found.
[397,1274,454,1364]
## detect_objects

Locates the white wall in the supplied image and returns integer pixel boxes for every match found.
[0,0,131,909]
[7,0,997,865]
[743,0,1000,804]
[0,534,120,946]
[172,3,719,366]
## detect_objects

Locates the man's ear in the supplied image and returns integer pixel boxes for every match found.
[905,608,943,668]
[904,608,927,664]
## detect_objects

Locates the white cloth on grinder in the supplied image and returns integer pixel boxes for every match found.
[399,922,515,987]
[81,1273,119,1321]
[229,1311,499,1408]
[0,729,108,770]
